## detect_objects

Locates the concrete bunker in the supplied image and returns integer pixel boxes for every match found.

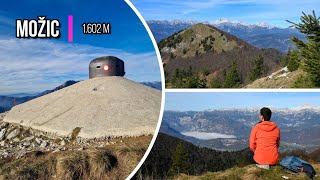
[89,56,125,79]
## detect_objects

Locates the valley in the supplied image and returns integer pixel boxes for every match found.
[161,106,320,152]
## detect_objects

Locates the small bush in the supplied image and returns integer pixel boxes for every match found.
[210,77,221,88]
[202,68,210,76]
[71,127,82,141]
[287,58,300,72]
[293,74,315,88]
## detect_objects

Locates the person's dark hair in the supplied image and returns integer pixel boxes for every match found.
[260,107,272,121]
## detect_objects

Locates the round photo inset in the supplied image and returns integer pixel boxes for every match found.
[0,0,163,179]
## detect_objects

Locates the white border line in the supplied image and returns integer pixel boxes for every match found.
[166,89,320,92]
[125,0,166,179]
[124,0,320,179]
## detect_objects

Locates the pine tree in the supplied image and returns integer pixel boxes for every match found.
[281,48,292,66]
[168,143,189,176]
[281,50,301,72]
[287,10,320,86]
[287,51,300,72]
[248,54,266,82]
[222,61,241,88]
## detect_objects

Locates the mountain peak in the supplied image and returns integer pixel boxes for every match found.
[158,23,249,59]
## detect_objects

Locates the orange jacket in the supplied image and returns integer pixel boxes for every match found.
[250,121,280,165]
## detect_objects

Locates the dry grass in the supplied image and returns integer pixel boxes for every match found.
[175,164,320,180]
[56,151,90,179]
[1,148,132,180]
[245,69,308,88]
[0,151,56,180]
[0,136,152,180]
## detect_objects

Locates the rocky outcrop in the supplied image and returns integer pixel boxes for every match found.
[0,112,145,159]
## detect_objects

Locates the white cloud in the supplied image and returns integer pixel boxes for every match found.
[0,38,160,94]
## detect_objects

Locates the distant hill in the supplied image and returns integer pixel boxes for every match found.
[147,20,196,42]
[0,80,78,113]
[140,81,162,90]
[159,23,283,87]
[147,19,305,52]
[36,80,78,97]
[0,96,35,113]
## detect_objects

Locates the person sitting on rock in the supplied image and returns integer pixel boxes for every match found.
[247,107,280,169]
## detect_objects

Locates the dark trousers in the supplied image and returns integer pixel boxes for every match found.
[247,150,256,164]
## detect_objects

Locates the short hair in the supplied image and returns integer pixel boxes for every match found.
[260,107,272,121]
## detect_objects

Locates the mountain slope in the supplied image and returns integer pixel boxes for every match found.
[134,133,250,179]
[147,19,305,52]
[160,23,283,87]
[176,164,320,180]
[159,23,253,58]
[135,133,320,179]
[245,68,309,88]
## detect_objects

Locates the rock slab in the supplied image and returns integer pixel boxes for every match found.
[4,77,161,138]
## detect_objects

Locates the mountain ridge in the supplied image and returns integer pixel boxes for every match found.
[147,19,304,52]
[148,19,280,29]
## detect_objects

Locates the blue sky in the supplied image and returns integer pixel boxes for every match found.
[0,0,160,94]
[165,92,320,111]
[131,0,320,27]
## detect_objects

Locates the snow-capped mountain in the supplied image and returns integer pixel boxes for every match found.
[290,105,320,112]
[211,18,275,29]
[206,105,320,113]
[147,19,305,52]
[147,19,198,26]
